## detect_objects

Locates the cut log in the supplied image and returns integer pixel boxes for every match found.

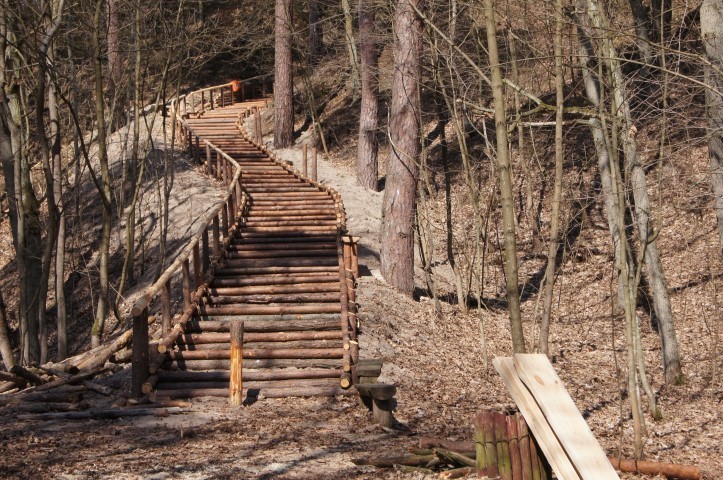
[33,368,108,392]
[163,358,342,370]
[16,406,183,421]
[439,466,474,479]
[0,391,82,406]
[167,347,344,361]
[13,401,87,414]
[156,385,354,398]
[158,368,340,383]
[0,371,28,388]
[10,365,46,386]
[351,454,436,468]
[434,449,476,468]
[184,317,340,333]
[83,381,113,396]
[607,457,701,480]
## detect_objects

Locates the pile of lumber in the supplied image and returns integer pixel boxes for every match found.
[354,431,701,480]
[493,354,701,480]
[0,316,160,396]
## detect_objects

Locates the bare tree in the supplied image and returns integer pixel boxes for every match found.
[274,0,293,148]
[380,0,423,296]
[701,0,723,257]
[90,0,114,348]
[357,0,380,191]
[482,0,525,353]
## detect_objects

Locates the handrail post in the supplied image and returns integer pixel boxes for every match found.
[311,147,318,181]
[201,91,205,113]
[212,215,220,260]
[161,281,172,335]
[194,136,201,164]
[202,228,210,273]
[216,151,222,180]
[131,307,150,398]
[206,144,212,173]
[210,90,214,110]
[193,242,202,289]
[182,258,191,310]
[302,144,308,176]
[222,203,229,240]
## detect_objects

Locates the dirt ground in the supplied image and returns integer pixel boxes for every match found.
[0,112,721,479]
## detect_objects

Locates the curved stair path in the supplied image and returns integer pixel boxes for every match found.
[130,82,359,400]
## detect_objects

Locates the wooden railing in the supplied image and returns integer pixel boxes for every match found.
[130,78,359,398]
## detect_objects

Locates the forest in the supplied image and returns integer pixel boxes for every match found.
[0,0,721,478]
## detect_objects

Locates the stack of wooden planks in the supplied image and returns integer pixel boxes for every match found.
[493,354,619,480]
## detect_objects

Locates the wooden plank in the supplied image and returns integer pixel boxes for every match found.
[492,357,580,480]
[513,354,619,480]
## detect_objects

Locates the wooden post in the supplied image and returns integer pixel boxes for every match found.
[205,144,211,172]
[516,413,535,480]
[193,136,200,163]
[192,242,202,289]
[303,144,308,176]
[495,412,513,480]
[210,90,214,110]
[216,152,222,180]
[212,215,220,260]
[506,414,523,480]
[131,308,149,398]
[311,147,318,181]
[161,281,172,335]
[475,411,499,477]
[241,82,245,102]
[229,321,244,406]
[201,91,205,113]
[202,228,210,273]
[221,203,229,239]
[255,108,262,143]
[182,258,191,310]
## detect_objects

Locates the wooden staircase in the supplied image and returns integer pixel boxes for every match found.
[131,82,358,400]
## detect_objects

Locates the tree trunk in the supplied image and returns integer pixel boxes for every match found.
[342,0,360,100]
[308,0,322,64]
[274,0,293,148]
[627,0,654,64]
[91,0,113,348]
[483,0,525,353]
[0,288,15,370]
[380,0,423,296]
[592,0,682,385]
[357,0,379,191]
[701,0,723,258]
[538,0,565,354]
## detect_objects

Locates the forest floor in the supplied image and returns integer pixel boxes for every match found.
[0,108,721,479]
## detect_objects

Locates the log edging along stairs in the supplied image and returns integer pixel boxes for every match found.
[129,80,361,400]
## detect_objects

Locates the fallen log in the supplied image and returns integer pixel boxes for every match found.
[434,449,476,468]
[420,437,474,452]
[17,406,183,421]
[83,381,113,396]
[0,391,83,405]
[608,457,701,480]
[439,466,474,479]
[351,454,436,468]
[14,401,88,414]
[0,371,28,388]
[10,365,46,385]
[33,368,108,392]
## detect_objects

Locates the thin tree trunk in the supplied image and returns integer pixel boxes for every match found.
[357,0,379,191]
[274,0,293,148]
[590,0,682,385]
[48,35,66,361]
[0,288,15,370]
[701,0,723,258]
[342,0,360,100]
[483,0,525,353]
[538,0,565,354]
[308,0,322,64]
[627,0,654,64]
[91,0,113,348]
[380,0,423,296]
